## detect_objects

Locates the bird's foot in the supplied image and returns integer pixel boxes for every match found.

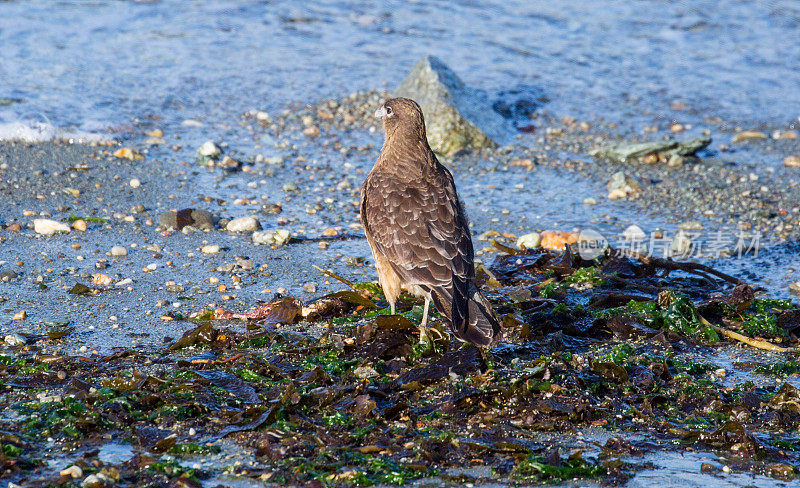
[420,325,445,346]
[418,326,430,346]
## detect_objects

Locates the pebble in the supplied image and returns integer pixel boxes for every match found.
[112,147,144,160]
[515,232,541,250]
[34,218,70,235]
[784,155,800,168]
[252,229,291,246]
[678,221,703,231]
[129,178,141,188]
[4,333,25,346]
[202,244,221,254]
[344,256,365,267]
[732,131,766,143]
[226,216,261,233]
[81,473,115,488]
[303,283,317,293]
[261,203,282,214]
[72,219,87,231]
[92,274,114,286]
[158,209,215,231]
[353,365,379,379]
[622,224,646,241]
[12,310,26,320]
[198,141,221,158]
[61,465,83,479]
[667,154,683,167]
[110,245,128,257]
[606,172,641,199]
[0,269,18,281]
[582,197,597,205]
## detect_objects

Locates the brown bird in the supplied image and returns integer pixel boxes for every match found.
[360,97,501,347]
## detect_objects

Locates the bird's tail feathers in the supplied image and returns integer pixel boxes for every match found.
[430,281,501,347]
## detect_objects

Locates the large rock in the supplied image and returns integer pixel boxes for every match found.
[393,56,505,156]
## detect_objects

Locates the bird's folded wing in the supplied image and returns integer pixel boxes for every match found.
[361,169,474,287]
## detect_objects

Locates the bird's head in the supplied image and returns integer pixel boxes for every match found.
[375,97,426,141]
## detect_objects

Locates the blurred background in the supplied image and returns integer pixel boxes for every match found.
[1,0,798,135]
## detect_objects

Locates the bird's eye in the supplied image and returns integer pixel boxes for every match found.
[385,106,393,116]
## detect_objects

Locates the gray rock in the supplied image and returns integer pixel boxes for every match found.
[158,209,214,231]
[607,172,642,192]
[393,55,505,156]
[593,137,712,163]
[226,216,261,233]
[0,269,18,281]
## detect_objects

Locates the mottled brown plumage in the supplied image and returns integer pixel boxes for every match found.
[360,98,501,346]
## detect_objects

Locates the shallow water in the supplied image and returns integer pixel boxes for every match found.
[1,0,799,134]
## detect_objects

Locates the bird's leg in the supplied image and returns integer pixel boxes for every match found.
[419,297,431,344]
[390,301,396,316]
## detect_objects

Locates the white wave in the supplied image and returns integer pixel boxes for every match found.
[0,121,111,144]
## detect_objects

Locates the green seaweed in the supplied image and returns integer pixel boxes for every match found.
[741,298,791,338]
[513,453,606,482]
[566,266,607,286]
[754,361,800,376]
[168,442,222,456]
[67,215,109,224]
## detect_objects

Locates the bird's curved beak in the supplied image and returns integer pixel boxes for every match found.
[374,106,388,119]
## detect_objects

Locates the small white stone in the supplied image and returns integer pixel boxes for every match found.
[82,473,115,487]
[4,333,25,346]
[129,178,141,188]
[515,232,541,250]
[252,228,290,246]
[78,345,88,353]
[201,244,221,254]
[60,465,83,479]
[622,225,646,241]
[226,216,261,233]
[34,219,70,235]
[714,368,726,378]
[110,245,128,257]
[198,140,221,157]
